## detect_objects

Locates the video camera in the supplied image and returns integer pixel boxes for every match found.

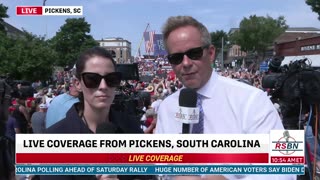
[262,57,320,129]
[112,63,146,121]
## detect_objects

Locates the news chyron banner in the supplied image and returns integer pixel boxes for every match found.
[15,130,305,175]
[16,6,83,16]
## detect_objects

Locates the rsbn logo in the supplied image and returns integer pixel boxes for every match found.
[272,130,303,155]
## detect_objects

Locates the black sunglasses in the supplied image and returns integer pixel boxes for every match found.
[81,72,122,89]
[166,45,210,65]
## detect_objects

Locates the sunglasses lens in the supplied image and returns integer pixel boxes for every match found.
[167,53,183,65]
[105,72,121,87]
[167,46,205,65]
[186,47,203,60]
[82,73,102,88]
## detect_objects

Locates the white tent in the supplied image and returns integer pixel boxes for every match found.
[281,55,320,67]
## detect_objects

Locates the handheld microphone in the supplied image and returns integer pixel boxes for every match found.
[177,88,199,134]
[96,122,117,134]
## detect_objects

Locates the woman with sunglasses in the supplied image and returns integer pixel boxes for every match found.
[42,47,152,180]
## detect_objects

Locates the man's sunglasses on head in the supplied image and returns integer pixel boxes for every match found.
[166,45,210,65]
[81,72,122,89]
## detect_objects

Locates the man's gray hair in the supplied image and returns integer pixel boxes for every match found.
[162,16,211,51]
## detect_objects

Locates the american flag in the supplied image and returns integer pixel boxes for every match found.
[144,31,155,54]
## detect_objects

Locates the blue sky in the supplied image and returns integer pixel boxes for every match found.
[2,0,320,56]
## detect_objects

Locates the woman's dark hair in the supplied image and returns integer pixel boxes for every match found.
[75,47,116,80]
[75,47,117,114]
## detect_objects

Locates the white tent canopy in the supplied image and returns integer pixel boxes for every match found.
[281,55,320,67]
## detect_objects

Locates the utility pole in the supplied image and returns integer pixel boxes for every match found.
[221,37,224,69]
[43,0,48,38]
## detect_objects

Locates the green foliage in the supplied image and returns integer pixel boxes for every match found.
[0,3,9,33]
[230,15,288,63]
[210,30,229,60]
[0,31,14,73]
[0,31,56,81]
[306,0,320,20]
[50,17,98,67]
[0,14,97,82]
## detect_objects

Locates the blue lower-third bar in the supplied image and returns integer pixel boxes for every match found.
[15,165,305,175]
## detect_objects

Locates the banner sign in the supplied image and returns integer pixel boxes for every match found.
[144,32,167,56]
[154,34,167,56]
[260,61,269,72]
[144,31,155,54]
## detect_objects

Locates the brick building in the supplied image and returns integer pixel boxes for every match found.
[227,27,320,68]
[274,28,320,67]
[98,37,132,64]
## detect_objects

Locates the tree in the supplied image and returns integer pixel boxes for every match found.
[0,31,57,81]
[0,3,9,33]
[50,18,98,67]
[230,15,288,67]
[210,30,228,59]
[0,31,15,74]
[306,0,320,20]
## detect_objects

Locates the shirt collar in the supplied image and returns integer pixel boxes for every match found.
[196,71,217,99]
[180,71,217,99]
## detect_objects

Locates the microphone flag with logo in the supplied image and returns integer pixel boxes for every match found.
[176,88,199,133]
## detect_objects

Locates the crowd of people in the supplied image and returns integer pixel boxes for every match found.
[3,65,269,137]
[0,15,316,180]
